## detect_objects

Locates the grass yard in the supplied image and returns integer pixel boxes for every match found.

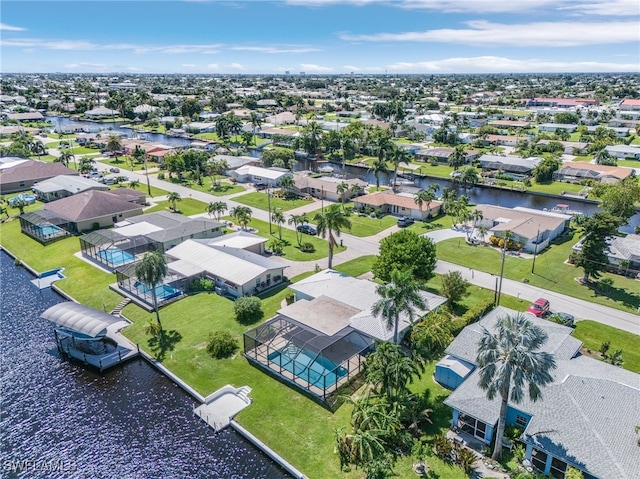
[29,154,58,162]
[104,157,152,172]
[145,197,209,217]
[343,212,397,237]
[412,162,456,179]
[181,178,246,196]
[233,191,315,212]
[435,232,640,314]
[222,216,345,261]
[529,180,585,195]
[573,320,640,373]
[572,155,593,162]
[333,255,377,277]
[405,214,455,234]
[616,159,640,168]
[113,183,169,198]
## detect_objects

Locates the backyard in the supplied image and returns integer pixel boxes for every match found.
[145,197,209,217]
[233,191,315,212]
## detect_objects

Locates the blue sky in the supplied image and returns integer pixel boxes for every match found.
[1,0,639,74]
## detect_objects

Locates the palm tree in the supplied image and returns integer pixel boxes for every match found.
[372,268,426,344]
[460,166,479,189]
[302,120,323,156]
[364,341,422,401]
[279,175,295,197]
[128,179,140,190]
[206,201,227,221]
[106,134,123,162]
[230,205,252,230]
[368,158,389,190]
[288,213,308,246]
[167,191,182,212]
[336,181,350,209]
[249,111,262,145]
[413,183,439,220]
[477,313,556,460]
[389,144,410,191]
[477,225,488,245]
[57,150,75,170]
[134,251,168,327]
[30,140,46,160]
[143,318,162,337]
[313,204,351,269]
[271,210,285,240]
[447,145,466,170]
[9,197,29,215]
[468,208,484,240]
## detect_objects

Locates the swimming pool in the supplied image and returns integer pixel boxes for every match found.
[8,194,36,206]
[97,248,135,266]
[35,224,64,236]
[267,346,348,389]
[133,282,182,301]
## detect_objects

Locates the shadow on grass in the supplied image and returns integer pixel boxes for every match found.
[211,184,237,194]
[589,280,640,309]
[423,393,454,437]
[148,329,182,361]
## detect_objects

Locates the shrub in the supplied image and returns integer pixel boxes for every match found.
[206,331,238,359]
[489,235,500,246]
[190,278,214,292]
[300,242,315,253]
[234,296,263,324]
[157,172,165,180]
[451,299,494,335]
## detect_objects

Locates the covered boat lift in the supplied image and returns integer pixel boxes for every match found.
[42,302,139,371]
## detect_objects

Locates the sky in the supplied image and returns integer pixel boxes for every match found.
[1,0,639,74]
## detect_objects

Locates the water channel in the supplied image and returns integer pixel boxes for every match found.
[0,250,290,479]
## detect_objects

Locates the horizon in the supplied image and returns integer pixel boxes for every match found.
[1,0,639,75]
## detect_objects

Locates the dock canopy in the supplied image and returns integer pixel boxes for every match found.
[41,302,124,339]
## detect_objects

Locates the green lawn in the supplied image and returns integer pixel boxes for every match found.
[616,159,640,168]
[145,198,209,217]
[222,216,345,261]
[333,255,377,277]
[366,186,389,193]
[114,183,169,199]
[104,157,154,172]
[436,232,640,314]
[528,180,585,195]
[29,154,58,162]
[405,214,455,234]
[233,191,314,212]
[573,320,640,373]
[168,177,246,197]
[343,212,397,237]
[572,155,593,162]
[412,162,456,179]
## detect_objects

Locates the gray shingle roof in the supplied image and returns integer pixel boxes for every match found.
[44,190,143,222]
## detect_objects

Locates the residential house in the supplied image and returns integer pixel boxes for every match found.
[415,147,479,164]
[488,120,531,129]
[553,162,634,184]
[472,204,571,253]
[5,111,45,122]
[0,160,79,193]
[243,269,446,399]
[292,174,366,202]
[537,140,588,155]
[84,107,118,118]
[484,134,522,147]
[353,191,442,220]
[537,123,579,133]
[229,165,292,187]
[573,233,640,278]
[32,175,109,202]
[619,98,640,111]
[477,154,542,178]
[215,154,259,172]
[265,112,297,125]
[526,98,599,107]
[604,144,640,160]
[439,306,639,479]
[586,125,632,137]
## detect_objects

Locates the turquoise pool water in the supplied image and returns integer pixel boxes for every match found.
[97,248,135,266]
[133,282,182,301]
[35,224,64,236]
[267,347,347,389]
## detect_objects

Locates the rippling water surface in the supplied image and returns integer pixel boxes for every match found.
[0,251,290,478]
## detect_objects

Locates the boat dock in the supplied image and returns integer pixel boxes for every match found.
[194,385,252,431]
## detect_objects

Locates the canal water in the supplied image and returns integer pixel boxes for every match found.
[0,251,290,479]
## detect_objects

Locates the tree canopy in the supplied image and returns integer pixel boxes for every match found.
[373,229,437,283]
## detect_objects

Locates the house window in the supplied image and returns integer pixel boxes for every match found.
[256,278,261,286]
[515,414,528,428]
[550,457,568,479]
[458,413,487,441]
[531,448,548,473]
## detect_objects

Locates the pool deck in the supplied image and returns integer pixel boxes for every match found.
[194,385,252,432]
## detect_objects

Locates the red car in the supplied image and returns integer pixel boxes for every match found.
[526,298,550,317]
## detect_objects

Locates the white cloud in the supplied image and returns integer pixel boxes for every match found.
[343,64,384,72]
[0,38,222,54]
[386,56,640,73]
[228,62,245,70]
[340,20,639,46]
[64,62,108,70]
[300,63,333,72]
[559,0,638,16]
[230,46,321,54]
[0,23,26,31]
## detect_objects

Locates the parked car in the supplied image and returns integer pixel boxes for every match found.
[297,224,317,236]
[526,298,550,317]
[546,312,575,327]
[397,216,415,227]
[109,167,120,173]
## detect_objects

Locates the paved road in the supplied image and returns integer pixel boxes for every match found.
[96,159,640,335]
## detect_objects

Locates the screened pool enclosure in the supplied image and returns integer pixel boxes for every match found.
[80,230,155,270]
[244,316,373,400]
[19,211,70,243]
[115,259,186,307]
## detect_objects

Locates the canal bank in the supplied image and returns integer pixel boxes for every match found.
[0,246,293,479]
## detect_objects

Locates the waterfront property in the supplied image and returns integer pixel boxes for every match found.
[604,144,640,160]
[573,233,640,278]
[80,211,225,271]
[477,154,542,179]
[553,162,634,184]
[292,174,366,202]
[41,301,138,372]
[229,165,292,187]
[438,306,640,479]
[472,204,571,253]
[353,190,442,220]
[0,159,78,193]
[244,270,446,400]
[415,147,479,164]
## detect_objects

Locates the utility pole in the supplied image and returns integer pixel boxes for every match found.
[497,244,506,306]
[531,225,540,275]
[144,155,152,196]
[321,185,324,212]
[267,184,273,234]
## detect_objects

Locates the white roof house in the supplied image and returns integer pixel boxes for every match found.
[287,269,447,342]
[230,165,292,186]
[32,175,109,202]
[165,239,285,297]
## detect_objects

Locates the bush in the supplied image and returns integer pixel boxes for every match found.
[234,296,263,324]
[300,242,315,253]
[451,299,494,334]
[190,278,214,292]
[206,331,238,359]
[157,172,165,180]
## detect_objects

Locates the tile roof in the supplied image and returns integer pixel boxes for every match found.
[354,191,442,211]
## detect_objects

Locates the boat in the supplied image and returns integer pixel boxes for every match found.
[546,204,583,216]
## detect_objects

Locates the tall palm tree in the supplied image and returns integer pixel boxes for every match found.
[106,134,123,162]
[447,145,466,170]
[249,111,262,145]
[313,204,351,269]
[477,225,488,245]
[368,158,389,190]
[54,151,72,168]
[271,210,285,240]
[30,140,46,160]
[413,183,439,220]
[288,213,308,246]
[230,205,252,230]
[336,181,350,209]
[206,201,227,221]
[371,269,426,344]
[302,120,323,156]
[365,340,422,401]
[477,313,556,460]
[389,144,410,191]
[460,166,479,189]
[468,208,484,240]
[279,175,295,197]
[167,191,181,212]
[135,251,168,326]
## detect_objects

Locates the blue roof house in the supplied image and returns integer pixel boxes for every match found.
[436,307,640,479]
